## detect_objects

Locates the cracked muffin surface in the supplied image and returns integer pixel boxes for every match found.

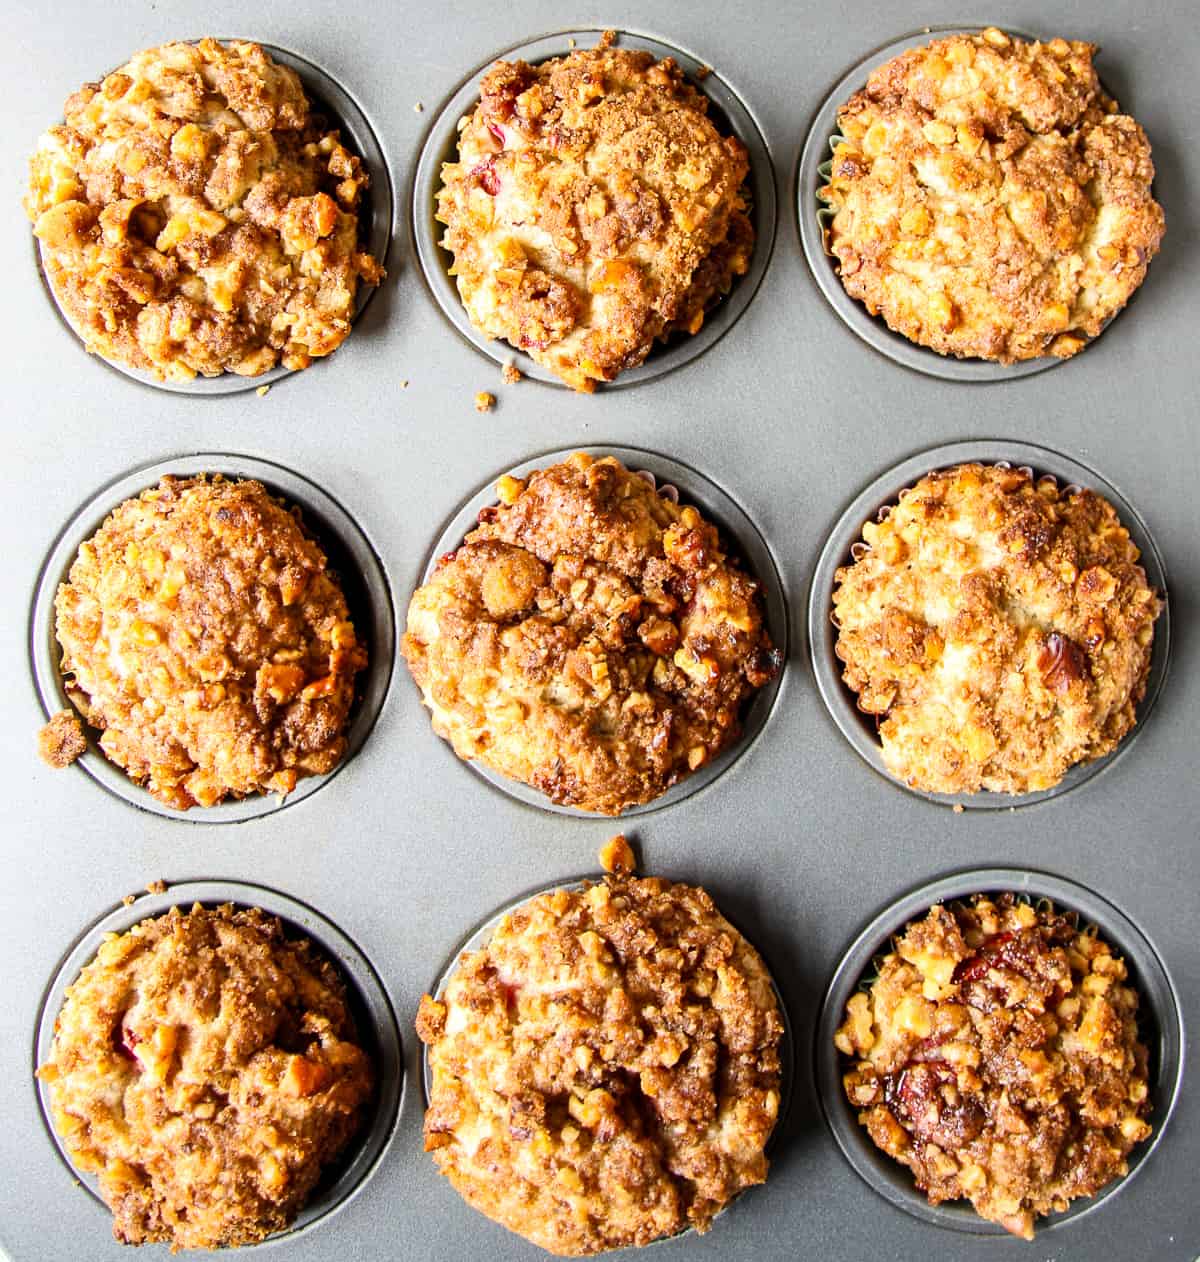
[836,894,1151,1238]
[37,904,373,1250]
[820,28,1164,362]
[832,463,1161,794]
[26,39,383,381]
[437,30,753,391]
[53,475,367,809]
[417,874,783,1254]
[401,453,779,814]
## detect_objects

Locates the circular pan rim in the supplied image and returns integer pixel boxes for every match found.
[420,873,795,1244]
[806,439,1170,811]
[814,866,1185,1236]
[795,25,1136,383]
[31,38,395,397]
[410,444,789,818]
[29,452,396,825]
[32,879,405,1247]
[410,26,777,391]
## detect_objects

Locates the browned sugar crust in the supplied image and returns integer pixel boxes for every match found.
[54,475,366,809]
[417,877,783,1254]
[820,29,1164,362]
[836,895,1151,1238]
[832,463,1160,794]
[401,453,779,814]
[437,31,753,391]
[26,39,384,381]
[37,905,373,1250]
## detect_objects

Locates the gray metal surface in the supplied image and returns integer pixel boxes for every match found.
[0,3,1196,1261]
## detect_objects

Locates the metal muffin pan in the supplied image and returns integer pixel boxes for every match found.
[807,439,1171,811]
[412,27,776,390]
[796,25,1147,382]
[33,40,395,396]
[412,444,788,817]
[814,867,1184,1235]
[29,453,396,823]
[2,2,1196,1260]
[420,873,796,1244]
[34,879,404,1245]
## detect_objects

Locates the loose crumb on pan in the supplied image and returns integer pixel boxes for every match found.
[417,859,782,1253]
[37,709,87,768]
[836,893,1151,1238]
[598,832,636,873]
[37,904,373,1249]
[832,463,1161,795]
[501,360,522,384]
[25,39,384,382]
[474,390,496,413]
[436,30,754,391]
[52,474,367,809]
[256,384,271,397]
[401,452,780,814]
[820,28,1164,362]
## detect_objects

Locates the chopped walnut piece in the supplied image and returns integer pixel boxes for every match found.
[37,710,87,769]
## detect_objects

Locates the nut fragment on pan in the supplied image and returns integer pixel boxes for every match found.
[417,863,783,1253]
[401,452,780,814]
[37,904,373,1249]
[50,475,367,809]
[819,28,1164,362]
[25,39,384,381]
[437,30,754,391]
[835,894,1151,1238]
[832,463,1161,794]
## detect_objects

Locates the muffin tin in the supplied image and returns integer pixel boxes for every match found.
[3,4,1196,1262]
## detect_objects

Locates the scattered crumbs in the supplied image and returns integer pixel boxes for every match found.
[414,101,424,113]
[122,894,136,907]
[147,879,167,895]
[401,379,410,389]
[474,390,496,413]
[952,803,964,814]
[37,710,86,769]
[255,384,270,397]
[501,360,522,385]
[567,37,577,48]
[696,65,712,81]
[599,834,636,874]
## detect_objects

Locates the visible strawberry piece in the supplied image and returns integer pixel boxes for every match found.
[472,157,500,196]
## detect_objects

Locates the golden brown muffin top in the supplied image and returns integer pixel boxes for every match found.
[38,904,373,1250]
[54,475,366,809]
[401,453,779,814]
[832,463,1160,794]
[437,31,753,390]
[26,39,383,381]
[836,894,1151,1238]
[417,874,783,1254]
[820,28,1164,362]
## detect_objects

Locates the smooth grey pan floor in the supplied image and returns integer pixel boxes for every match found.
[1,2,1197,1261]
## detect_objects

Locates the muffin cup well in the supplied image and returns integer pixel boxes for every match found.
[33,40,394,396]
[796,26,1138,382]
[807,439,1170,810]
[814,867,1184,1235]
[411,28,775,390]
[29,453,395,823]
[411,445,788,817]
[34,879,404,1245]
[422,874,794,1240]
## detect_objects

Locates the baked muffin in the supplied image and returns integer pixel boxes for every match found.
[819,28,1164,361]
[417,864,783,1253]
[832,463,1161,794]
[437,30,753,391]
[26,39,383,381]
[37,904,373,1249]
[49,475,367,809]
[401,453,779,814]
[835,894,1151,1238]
